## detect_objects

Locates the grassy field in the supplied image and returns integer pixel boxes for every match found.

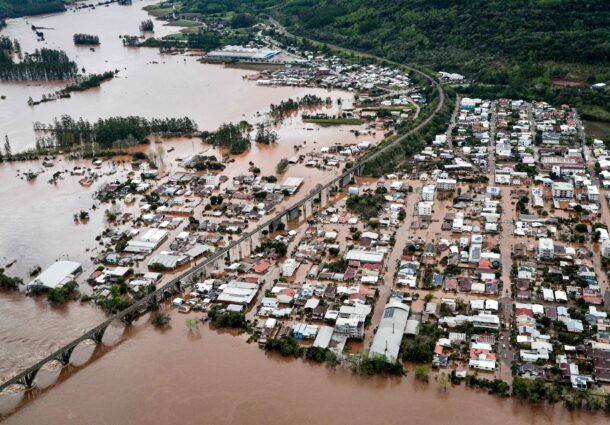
[303,118,365,126]
[584,120,610,140]
[580,105,610,122]
[163,19,202,28]
[142,5,172,18]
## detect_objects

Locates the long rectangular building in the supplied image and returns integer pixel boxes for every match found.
[369,300,410,362]
[207,46,280,61]
[27,261,82,289]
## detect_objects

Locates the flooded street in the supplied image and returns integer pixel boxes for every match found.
[1,310,606,425]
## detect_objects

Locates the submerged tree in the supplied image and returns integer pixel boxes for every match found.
[254,123,278,144]
[276,158,289,174]
[185,317,201,333]
[140,19,154,32]
[73,33,100,45]
[4,134,11,160]
[0,48,78,81]
[152,312,171,328]
[207,121,251,154]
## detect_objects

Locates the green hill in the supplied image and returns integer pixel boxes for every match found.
[0,0,65,20]
[174,0,610,121]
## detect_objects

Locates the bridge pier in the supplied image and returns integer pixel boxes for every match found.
[122,311,136,324]
[56,346,76,365]
[320,188,328,207]
[304,200,314,220]
[339,172,353,188]
[17,368,40,388]
[91,324,109,343]
[229,244,241,263]
[148,294,160,310]
[287,207,300,221]
[251,232,260,249]
[268,214,288,233]
[354,164,365,176]
[202,263,213,277]
[239,238,251,258]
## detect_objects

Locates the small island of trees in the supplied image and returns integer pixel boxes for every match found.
[0,48,78,81]
[254,123,278,144]
[73,33,100,45]
[270,94,331,122]
[204,121,251,155]
[139,19,154,32]
[34,115,198,150]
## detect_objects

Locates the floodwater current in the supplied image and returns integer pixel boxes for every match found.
[2,310,608,425]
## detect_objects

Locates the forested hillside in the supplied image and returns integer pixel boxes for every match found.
[175,0,609,64]
[0,0,65,19]
[175,0,610,121]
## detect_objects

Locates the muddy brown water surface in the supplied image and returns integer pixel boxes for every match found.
[1,310,607,425]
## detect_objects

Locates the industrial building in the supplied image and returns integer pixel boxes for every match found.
[369,300,410,362]
[27,261,82,290]
[280,177,304,195]
[125,228,168,253]
[345,249,385,264]
[207,46,280,62]
[216,280,260,305]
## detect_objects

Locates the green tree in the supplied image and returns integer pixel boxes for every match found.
[152,312,171,328]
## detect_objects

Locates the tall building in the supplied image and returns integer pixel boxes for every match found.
[538,238,555,259]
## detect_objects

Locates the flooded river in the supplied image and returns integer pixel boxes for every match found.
[0,0,355,152]
[1,310,607,425]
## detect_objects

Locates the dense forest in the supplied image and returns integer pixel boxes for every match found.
[176,0,610,121]
[177,0,610,66]
[35,115,198,149]
[0,48,77,80]
[0,0,65,19]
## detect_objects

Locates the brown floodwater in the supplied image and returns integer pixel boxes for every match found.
[0,291,106,379]
[1,309,607,425]
[0,0,357,152]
